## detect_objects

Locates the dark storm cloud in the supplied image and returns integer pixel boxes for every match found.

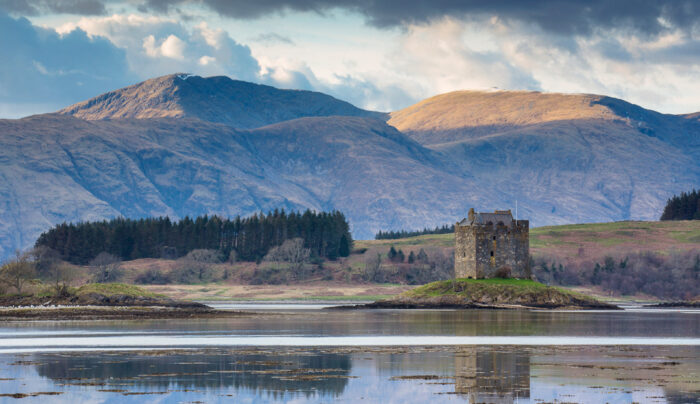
[0,0,106,15]
[137,0,700,36]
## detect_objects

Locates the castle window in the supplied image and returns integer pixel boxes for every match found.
[490,251,494,257]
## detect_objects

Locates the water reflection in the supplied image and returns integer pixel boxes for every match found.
[34,350,352,398]
[454,349,530,403]
[0,307,698,402]
[0,346,694,403]
[3,308,698,338]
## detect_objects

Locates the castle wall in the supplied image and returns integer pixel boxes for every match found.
[455,224,476,278]
[454,218,530,279]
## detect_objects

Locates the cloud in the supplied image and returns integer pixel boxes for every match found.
[0,0,106,15]
[383,16,700,113]
[0,11,134,117]
[58,16,261,82]
[257,57,415,112]
[143,34,186,59]
[135,0,700,36]
[389,18,541,96]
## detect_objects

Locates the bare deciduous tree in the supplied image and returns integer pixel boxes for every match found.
[363,252,382,282]
[89,252,122,283]
[0,250,36,294]
[185,249,223,263]
[264,238,311,279]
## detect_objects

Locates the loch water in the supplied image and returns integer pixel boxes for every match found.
[0,305,698,403]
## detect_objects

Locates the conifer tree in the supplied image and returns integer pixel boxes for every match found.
[408,251,416,264]
[388,246,397,262]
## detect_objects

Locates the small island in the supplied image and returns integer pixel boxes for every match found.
[355,278,618,310]
[0,283,244,321]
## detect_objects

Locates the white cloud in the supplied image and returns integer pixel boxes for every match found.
[143,34,186,60]
[160,34,186,59]
[56,14,260,81]
[198,55,215,65]
[378,17,700,113]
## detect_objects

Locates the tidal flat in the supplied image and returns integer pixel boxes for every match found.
[0,306,697,403]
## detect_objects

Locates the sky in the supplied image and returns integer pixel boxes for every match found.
[2,1,700,117]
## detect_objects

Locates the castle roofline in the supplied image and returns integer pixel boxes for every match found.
[460,208,518,228]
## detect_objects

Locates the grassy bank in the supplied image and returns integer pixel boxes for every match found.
[72,283,160,298]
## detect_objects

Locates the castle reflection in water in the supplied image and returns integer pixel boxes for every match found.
[454,348,530,403]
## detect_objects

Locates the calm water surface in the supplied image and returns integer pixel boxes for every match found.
[0,305,697,403]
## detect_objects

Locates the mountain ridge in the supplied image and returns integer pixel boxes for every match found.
[58,73,387,128]
[1,75,699,260]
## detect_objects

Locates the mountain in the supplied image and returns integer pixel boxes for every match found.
[0,113,498,260]
[388,90,700,225]
[0,77,699,260]
[59,73,386,128]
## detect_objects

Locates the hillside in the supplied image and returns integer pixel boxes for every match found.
[59,73,385,128]
[0,114,497,259]
[388,90,699,149]
[388,90,700,225]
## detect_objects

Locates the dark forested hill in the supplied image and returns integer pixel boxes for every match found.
[36,210,352,264]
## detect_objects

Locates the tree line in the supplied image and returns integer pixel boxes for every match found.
[660,189,700,220]
[35,210,353,264]
[375,224,454,240]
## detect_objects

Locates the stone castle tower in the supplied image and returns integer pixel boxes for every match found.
[455,208,530,279]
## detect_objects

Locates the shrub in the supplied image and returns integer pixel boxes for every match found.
[494,266,512,279]
[89,252,123,283]
[135,268,171,285]
[250,267,291,285]
[185,249,223,263]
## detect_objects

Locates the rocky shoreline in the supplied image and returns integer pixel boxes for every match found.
[644,301,700,308]
[336,297,618,310]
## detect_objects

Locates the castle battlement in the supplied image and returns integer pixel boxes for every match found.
[455,208,530,279]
